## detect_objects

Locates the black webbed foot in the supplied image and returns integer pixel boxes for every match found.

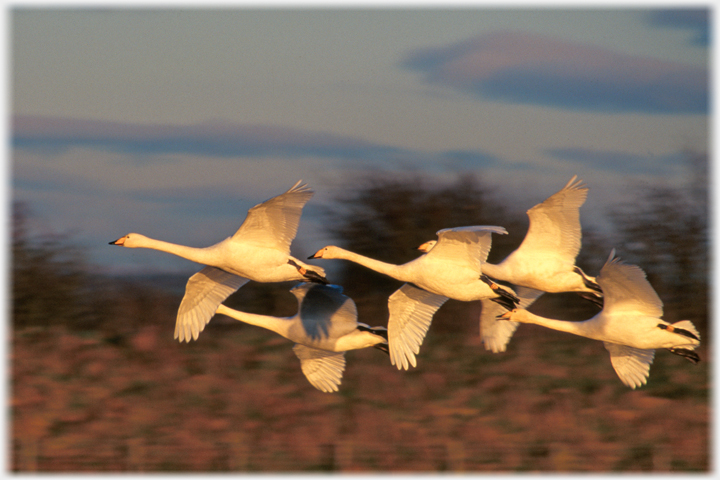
[668,347,700,364]
[578,292,604,308]
[287,259,329,284]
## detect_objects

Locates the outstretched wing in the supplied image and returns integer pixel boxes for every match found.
[293,344,346,393]
[388,283,448,370]
[598,251,663,318]
[290,283,359,339]
[425,225,507,270]
[480,286,544,353]
[515,176,587,262]
[175,266,250,342]
[604,342,655,389]
[231,180,314,254]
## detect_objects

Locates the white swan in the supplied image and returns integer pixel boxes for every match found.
[310,225,519,369]
[110,180,327,342]
[416,239,544,354]
[479,175,602,305]
[499,250,701,389]
[418,176,599,353]
[214,283,388,392]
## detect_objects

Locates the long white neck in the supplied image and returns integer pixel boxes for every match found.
[330,247,407,281]
[136,236,217,266]
[515,309,595,338]
[216,304,290,336]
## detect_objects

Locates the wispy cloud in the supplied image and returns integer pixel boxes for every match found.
[546,147,686,175]
[12,115,402,161]
[401,31,708,114]
[12,115,512,174]
[645,8,710,46]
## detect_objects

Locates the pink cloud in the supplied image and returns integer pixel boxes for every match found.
[404,31,707,114]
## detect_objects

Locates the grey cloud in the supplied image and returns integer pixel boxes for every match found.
[546,148,686,175]
[12,115,403,161]
[402,31,708,114]
[646,8,710,46]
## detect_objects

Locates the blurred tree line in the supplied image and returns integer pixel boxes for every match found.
[12,151,708,340]
[11,202,181,338]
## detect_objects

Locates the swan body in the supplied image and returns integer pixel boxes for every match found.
[215,283,388,392]
[310,225,516,304]
[418,176,600,353]
[110,180,327,342]
[499,250,700,388]
[311,225,519,369]
[480,176,602,303]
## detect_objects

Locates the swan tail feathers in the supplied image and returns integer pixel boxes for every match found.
[670,320,701,341]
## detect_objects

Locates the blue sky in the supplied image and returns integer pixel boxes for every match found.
[10,6,710,274]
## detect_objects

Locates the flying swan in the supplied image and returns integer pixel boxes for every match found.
[417,176,602,353]
[110,180,327,342]
[498,250,700,389]
[310,225,519,370]
[214,283,388,393]
[478,175,602,304]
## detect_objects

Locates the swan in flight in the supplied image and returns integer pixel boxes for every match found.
[479,175,602,306]
[110,180,327,342]
[419,176,599,353]
[416,240,544,354]
[215,283,388,393]
[499,250,700,389]
[310,225,519,369]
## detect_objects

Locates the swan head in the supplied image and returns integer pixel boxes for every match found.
[308,246,341,259]
[109,233,147,248]
[417,240,437,253]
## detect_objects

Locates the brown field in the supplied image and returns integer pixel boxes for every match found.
[10,293,709,473]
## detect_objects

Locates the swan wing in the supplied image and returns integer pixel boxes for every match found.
[604,342,655,389]
[480,286,544,353]
[293,344,346,393]
[598,251,663,318]
[291,283,359,339]
[515,176,587,261]
[231,180,314,254]
[388,283,449,370]
[175,266,250,342]
[426,225,507,270]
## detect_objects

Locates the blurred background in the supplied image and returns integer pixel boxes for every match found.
[9,7,709,472]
